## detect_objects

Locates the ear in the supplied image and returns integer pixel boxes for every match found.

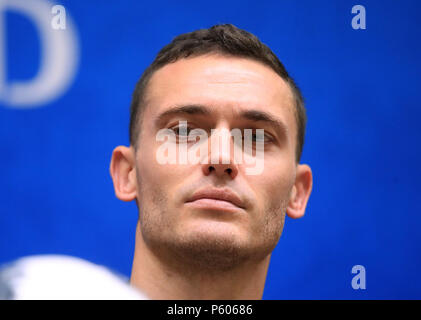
[286,164,313,219]
[109,146,138,202]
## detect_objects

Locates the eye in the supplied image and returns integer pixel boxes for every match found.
[243,129,272,144]
[171,125,191,136]
[170,122,194,140]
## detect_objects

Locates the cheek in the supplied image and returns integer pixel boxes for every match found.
[136,144,193,203]
[137,139,176,180]
[249,160,295,208]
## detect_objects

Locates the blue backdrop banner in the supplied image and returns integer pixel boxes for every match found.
[1,0,420,299]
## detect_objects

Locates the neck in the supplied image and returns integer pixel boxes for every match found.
[130,221,271,300]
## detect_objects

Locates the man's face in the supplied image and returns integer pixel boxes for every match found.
[133,54,298,270]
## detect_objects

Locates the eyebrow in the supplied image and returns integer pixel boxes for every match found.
[155,105,211,126]
[154,104,288,137]
[239,109,289,137]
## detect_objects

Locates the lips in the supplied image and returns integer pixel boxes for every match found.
[185,187,245,210]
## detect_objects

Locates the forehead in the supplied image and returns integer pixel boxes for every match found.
[143,54,296,132]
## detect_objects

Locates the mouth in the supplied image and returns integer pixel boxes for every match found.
[185,187,245,212]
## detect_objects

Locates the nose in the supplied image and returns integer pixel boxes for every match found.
[201,127,239,179]
[203,162,238,179]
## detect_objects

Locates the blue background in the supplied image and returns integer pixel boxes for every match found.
[1,0,420,299]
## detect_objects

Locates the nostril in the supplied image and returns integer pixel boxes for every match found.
[205,165,235,177]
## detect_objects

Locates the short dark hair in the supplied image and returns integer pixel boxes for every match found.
[129,24,307,162]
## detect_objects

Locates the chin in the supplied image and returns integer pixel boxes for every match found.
[180,219,247,243]
[166,224,264,272]
[174,237,250,272]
